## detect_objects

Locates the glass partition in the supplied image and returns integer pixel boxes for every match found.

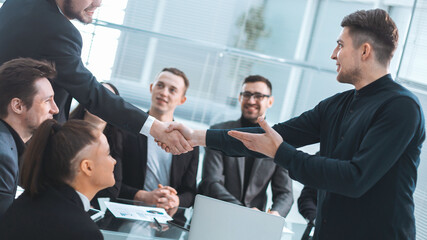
[2,0,427,238]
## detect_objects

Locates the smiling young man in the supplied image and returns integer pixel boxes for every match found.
[0,58,59,219]
[0,0,192,156]
[164,9,425,240]
[120,68,199,210]
[199,75,293,217]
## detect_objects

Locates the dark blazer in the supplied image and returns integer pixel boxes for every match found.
[0,0,148,131]
[199,119,293,217]
[0,184,103,240]
[0,121,18,219]
[119,133,199,207]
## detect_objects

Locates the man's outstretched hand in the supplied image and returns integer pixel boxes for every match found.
[150,120,193,155]
[228,117,283,158]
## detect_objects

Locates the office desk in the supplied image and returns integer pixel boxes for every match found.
[97,199,307,240]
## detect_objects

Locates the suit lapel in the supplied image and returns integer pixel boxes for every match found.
[170,155,178,188]
[236,157,245,198]
[250,158,263,181]
[246,158,265,193]
[245,158,264,202]
[231,120,246,198]
[140,135,149,188]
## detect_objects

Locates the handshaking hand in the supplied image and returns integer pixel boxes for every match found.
[156,122,207,153]
[228,117,283,158]
[153,117,281,157]
[150,120,193,155]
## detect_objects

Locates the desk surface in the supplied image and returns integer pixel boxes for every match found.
[97,199,307,240]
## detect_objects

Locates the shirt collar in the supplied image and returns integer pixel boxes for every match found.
[355,74,393,97]
[240,115,261,128]
[75,190,91,212]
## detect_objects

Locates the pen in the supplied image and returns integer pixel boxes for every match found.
[153,217,163,231]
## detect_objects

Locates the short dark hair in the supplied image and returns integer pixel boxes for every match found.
[0,58,56,118]
[20,119,99,197]
[243,75,272,94]
[341,9,398,65]
[161,67,189,94]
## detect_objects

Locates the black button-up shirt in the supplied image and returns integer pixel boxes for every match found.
[207,74,425,240]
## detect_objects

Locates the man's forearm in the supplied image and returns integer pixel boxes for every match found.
[206,128,266,158]
[191,130,206,147]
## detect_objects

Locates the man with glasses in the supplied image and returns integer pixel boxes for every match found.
[199,75,293,217]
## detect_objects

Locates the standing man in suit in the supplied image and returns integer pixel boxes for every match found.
[199,75,293,217]
[120,68,199,209]
[0,0,191,155]
[0,58,59,218]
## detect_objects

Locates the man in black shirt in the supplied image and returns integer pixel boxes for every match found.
[199,75,293,217]
[164,9,425,240]
[0,58,59,219]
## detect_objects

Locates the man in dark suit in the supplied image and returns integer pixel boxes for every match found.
[199,75,293,217]
[0,58,59,218]
[120,68,199,209]
[0,0,191,155]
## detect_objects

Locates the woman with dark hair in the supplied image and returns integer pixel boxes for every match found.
[0,119,116,240]
[70,82,123,208]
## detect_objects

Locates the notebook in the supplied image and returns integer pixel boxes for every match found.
[188,195,285,240]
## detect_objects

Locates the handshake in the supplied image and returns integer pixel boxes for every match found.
[150,120,206,155]
[150,117,284,158]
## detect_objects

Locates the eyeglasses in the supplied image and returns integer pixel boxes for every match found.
[240,91,270,101]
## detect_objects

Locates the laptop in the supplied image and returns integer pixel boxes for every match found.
[188,195,285,240]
